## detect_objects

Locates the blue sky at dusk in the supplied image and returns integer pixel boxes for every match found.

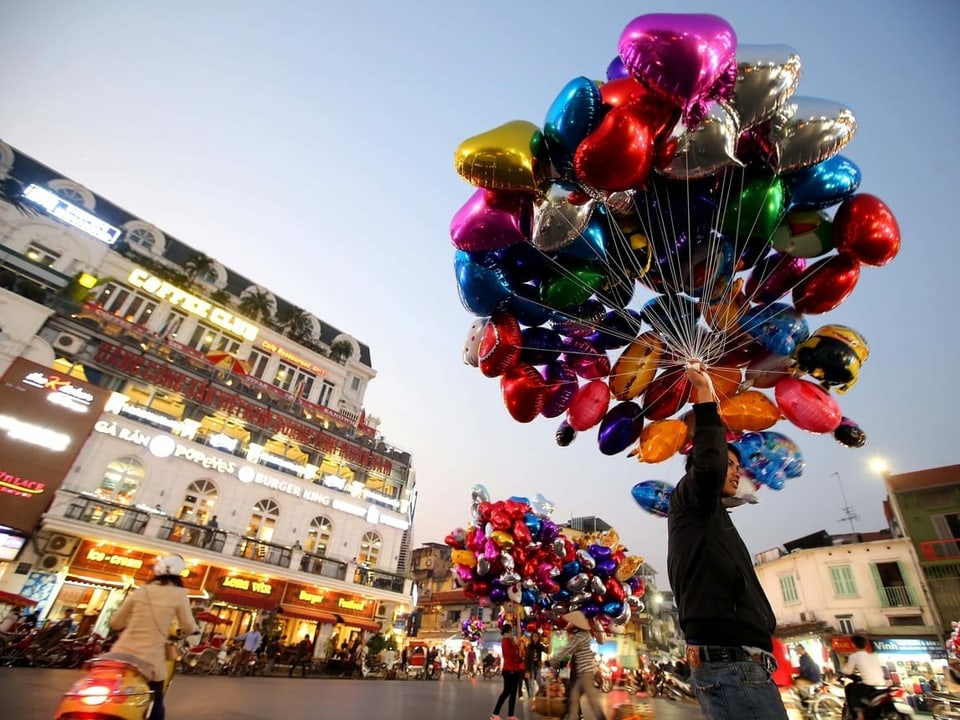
[1,1,958,581]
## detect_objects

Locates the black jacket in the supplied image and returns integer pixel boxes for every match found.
[666,403,776,651]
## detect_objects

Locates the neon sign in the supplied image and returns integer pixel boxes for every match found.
[127,268,259,341]
[23,184,122,245]
[23,371,95,413]
[222,576,273,595]
[260,340,327,376]
[0,415,70,451]
[85,547,144,570]
[0,471,46,497]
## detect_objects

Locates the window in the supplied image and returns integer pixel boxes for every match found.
[247,349,270,379]
[317,380,335,407]
[358,531,382,566]
[779,574,799,604]
[159,311,187,340]
[829,565,858,597]
[273,361,297,392]
[24,241,61,267]
[836,615,855,634]
[127,226,158,252]
[100,283,130,313]
[889,615,924,627]
[95,457,145,505]
[177,479,218,524]
[350,377,360,391]
[871,561,916,607]
[122,295,157,325]
[245,499,279,542]
[305,516,332,555]
[189,323,240,355]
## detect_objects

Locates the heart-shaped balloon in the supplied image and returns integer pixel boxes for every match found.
[574,105,655,192]
[561,337,611,380]
[732,44,802,129]
[637,419,687,464]
[767,97,858,173]
[660,102,742,180]
[597,401,644,456]
[450,188,531,252]
[455,251,510,317]
[566,379,611,431]
[519,327,563,366]
[599,77,681,140]
[832,193,900,267]
[454,120,548,192]
[590,576,607,595]
[559,207,612,262]
[544,76,605,175]
[618,13,738,127]
[463,318,489,367]
[785,155,861,211]
[606,56,628,81]
[745,351,798,389]
[531,181,596,253]
[721,175,785,241]
[719,390,781,432]
[610,332,663,401]
[479,311,523,378]
[541,361,579,418]
[792,253,861,314]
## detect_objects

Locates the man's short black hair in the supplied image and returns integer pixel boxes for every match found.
[851,635,867,649]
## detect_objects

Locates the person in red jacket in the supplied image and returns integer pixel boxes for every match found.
[491,624,524,720]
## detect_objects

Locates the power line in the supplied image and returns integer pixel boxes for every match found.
[832,472,859,533]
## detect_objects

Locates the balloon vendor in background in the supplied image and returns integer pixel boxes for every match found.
[667,363,787,720]
[491,622,524,720]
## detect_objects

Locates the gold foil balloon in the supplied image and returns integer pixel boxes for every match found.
[451,549,477,567]
[705,366,743,402]
[454,120,548,193]
[598,528,620,547]
[719,390,781,431]
[610,331,662,400]
[490,529,515,551]
[615,555,644,581]
[637,418,688,463]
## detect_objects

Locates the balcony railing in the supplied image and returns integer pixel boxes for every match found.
[64,495,150,535]
[878,585,918,608]
[919,538,960,562]
[353,566,405,593]
[298,552,348,581]
[156,518,227,553]
[233,537,292,569]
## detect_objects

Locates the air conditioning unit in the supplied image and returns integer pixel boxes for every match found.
[53,332,84,354]
[37,554,70,573]
[800,611,817,622]
[44,533,80,556]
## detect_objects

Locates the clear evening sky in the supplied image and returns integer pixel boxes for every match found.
[1,1,957,581]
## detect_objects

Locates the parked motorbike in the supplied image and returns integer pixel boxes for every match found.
[594,662,612,693]
[840,675,915,719]
[929,690,960,720]
[53,652,163,720]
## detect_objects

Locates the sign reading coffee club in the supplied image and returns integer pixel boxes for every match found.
[284,582,376,619]
[94,342,393,474]
[70,540,206,591]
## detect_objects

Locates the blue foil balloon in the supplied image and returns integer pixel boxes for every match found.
[586,309,643,350]
[597,401,644,456]
[733,431,805,490]
[785,155,862,211]
[631,480,675,518]
[505,284,552,328]
[455,250,510,316]
[519,327,562,365]
[544,77,604,175]
[741,302,810,356]
[603,601,625,617]
[559,206,611,262]
[606,56,629,80]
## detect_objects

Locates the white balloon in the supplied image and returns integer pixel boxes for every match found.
[463,318,489,367]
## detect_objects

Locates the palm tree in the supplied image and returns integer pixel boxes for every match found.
[183,252,216,288]
[210,289,233,307]
[0,176,40,217]
[329,340,354,363]
[238,287,276,322]
[278,307,315,342]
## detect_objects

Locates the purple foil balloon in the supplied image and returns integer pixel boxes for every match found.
[618,13,738,127]
[561,337,611,380]
[597,401,644,456]
[519,327,562,366]
[539,519,560,542]
[450,188,531,252]
[589,544,612,560]
[746,253,807,305]
[606,56,629,81]
[541,361,578,418]
[596,559,618,578]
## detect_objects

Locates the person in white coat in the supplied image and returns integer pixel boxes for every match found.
[109,555,199,720]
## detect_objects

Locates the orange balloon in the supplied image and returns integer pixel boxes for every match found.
[701,278,747,333]
[706,366,743,402]
[610,332,662,400]
[637,418,688,463]
[719,390,781,431]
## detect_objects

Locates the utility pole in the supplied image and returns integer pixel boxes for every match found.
[832,472,859,533]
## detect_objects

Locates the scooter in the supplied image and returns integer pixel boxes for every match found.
[840,675,915,719]
[594,663,612,693]
[53,652,164,720]
[929,690,960,720]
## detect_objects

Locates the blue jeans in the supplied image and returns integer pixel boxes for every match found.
[689,660,788,720]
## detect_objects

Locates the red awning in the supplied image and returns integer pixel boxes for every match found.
[338,616,382,633]
[211,590,280,611]
[279,604,338,624]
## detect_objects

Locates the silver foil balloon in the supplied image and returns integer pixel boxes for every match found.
[611,604,632,626]
[552,537,567,558]
[500,571,521,585]
[566,573,590,593]
[576,548,597,570]
[500,552,515,571]
[476,557,491,576]
[531,493,557,517]
[601,190,637,217]
[733,45,803,129]
[471,483,491,504]
[590,576,607,596]
[660,102,743,180]
[768,96,858,174]
[531,181,596,252]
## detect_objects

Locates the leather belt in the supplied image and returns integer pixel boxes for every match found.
[686,645,778,673]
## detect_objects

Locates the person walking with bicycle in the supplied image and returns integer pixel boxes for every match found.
[233,624,263,676]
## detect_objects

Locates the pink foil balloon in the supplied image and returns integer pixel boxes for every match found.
[618,13,738,127]
[775,376,842,433]
[450,188,530,252]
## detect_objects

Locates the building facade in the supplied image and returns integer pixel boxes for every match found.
[0,139,417,657]
[755,532,943,688]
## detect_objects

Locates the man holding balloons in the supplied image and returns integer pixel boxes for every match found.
[667,362,787,720]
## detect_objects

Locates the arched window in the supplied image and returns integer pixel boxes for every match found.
[245,499,279,542]
[358,530,382,567]
[305,516,332,556]
[177,479,218,525]
[95,457,145,505]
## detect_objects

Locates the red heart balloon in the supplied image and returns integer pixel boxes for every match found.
[605,578,626,602]
[500,363,547,423]
[574,106,655,192]
[600,77,681,139]
[633,577,646,597]
[476,502,493,522]
[642,367,691,420]
[479,311,522,378]
[775,376,842,433]
[490,509,512,531]
[513,519,532,546]
[566,379,612,431]
[792,252,860,314]
[833,193,900,267]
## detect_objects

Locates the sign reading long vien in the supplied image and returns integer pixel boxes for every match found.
[0,358,111,534]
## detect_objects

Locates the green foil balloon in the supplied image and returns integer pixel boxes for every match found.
[722,176,785,241]
[539,262,607,310]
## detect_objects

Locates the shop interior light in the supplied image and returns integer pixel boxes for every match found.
[77,273,99,289]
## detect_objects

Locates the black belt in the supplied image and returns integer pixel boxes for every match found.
[690,645,778,673]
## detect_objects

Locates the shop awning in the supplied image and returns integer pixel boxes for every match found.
[211,590,280,611]
[338,616,382,633]
[279,604,338,624]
